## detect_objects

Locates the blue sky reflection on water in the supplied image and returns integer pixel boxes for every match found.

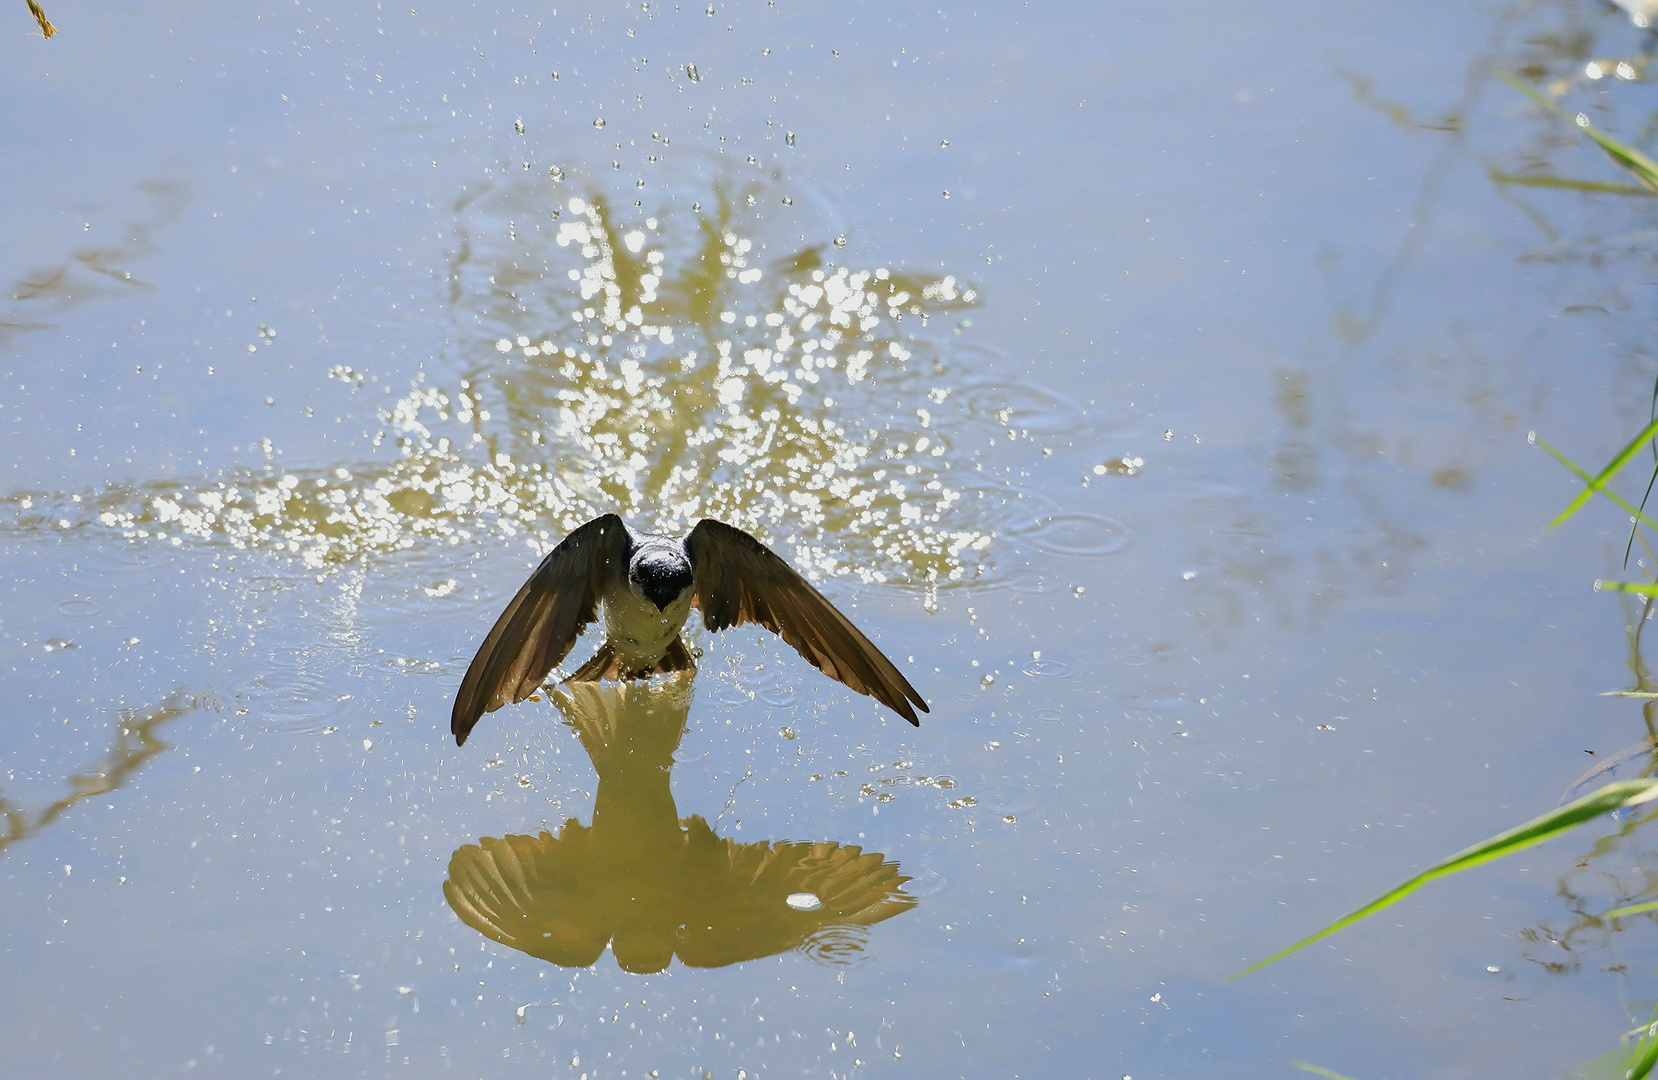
[5,0,1658,1076]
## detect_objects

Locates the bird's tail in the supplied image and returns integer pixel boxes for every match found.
[565,637,696,683]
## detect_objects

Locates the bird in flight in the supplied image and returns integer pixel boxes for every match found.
[451,514,928,744]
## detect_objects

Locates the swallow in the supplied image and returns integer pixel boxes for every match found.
[450,514,928,744]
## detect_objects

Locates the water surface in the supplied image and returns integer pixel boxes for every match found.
[4,1,1658,1077]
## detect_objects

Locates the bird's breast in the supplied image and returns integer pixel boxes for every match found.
[601,585,692,668]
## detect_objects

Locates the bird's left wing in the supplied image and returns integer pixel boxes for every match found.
[687,519,927,725]
[451,514,629,745]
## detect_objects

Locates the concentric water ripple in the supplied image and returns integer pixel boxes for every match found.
[1009,512,1131,557]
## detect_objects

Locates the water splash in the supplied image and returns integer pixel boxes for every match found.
[1,175,1010,591]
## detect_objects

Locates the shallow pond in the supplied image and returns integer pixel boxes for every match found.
[6,1,1658,1077]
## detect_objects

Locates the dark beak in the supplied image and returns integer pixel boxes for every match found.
[643,582,680,611]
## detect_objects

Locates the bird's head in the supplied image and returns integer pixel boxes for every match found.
[629,548,694,612]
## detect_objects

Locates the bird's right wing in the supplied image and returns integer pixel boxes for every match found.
[451,514,629,745]
[687,519,927,725]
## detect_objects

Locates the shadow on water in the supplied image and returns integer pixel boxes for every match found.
[0,689,201,860]
[0,180,187,349]
[443,670,915,973]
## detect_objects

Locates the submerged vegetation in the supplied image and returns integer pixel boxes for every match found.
[1240,25,1658,1080]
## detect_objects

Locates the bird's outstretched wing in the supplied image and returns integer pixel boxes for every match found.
[452,514,630,745]
[686,519,927,726]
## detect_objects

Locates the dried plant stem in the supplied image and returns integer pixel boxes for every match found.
[27,0,56,38]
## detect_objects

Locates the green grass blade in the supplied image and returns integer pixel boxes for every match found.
[1498,70,1658,191]
[1291,1063,1362,1080]
[1571,1039,1658,1080]
[1487,167,1658,197]
[1600,691,1658,699]
[1228,779,1658,980]
[1532,431,1594,483]
[1544,417,1658,528]
[1591,487,1658,533]
[1571,122,1658,192]
[1533,432,1658,532]
[1598,581,1658,596]
[1604,898,1658,918]
[1629,1019,1658,1080]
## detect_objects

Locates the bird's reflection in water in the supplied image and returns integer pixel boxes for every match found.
[443,671,915,973]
